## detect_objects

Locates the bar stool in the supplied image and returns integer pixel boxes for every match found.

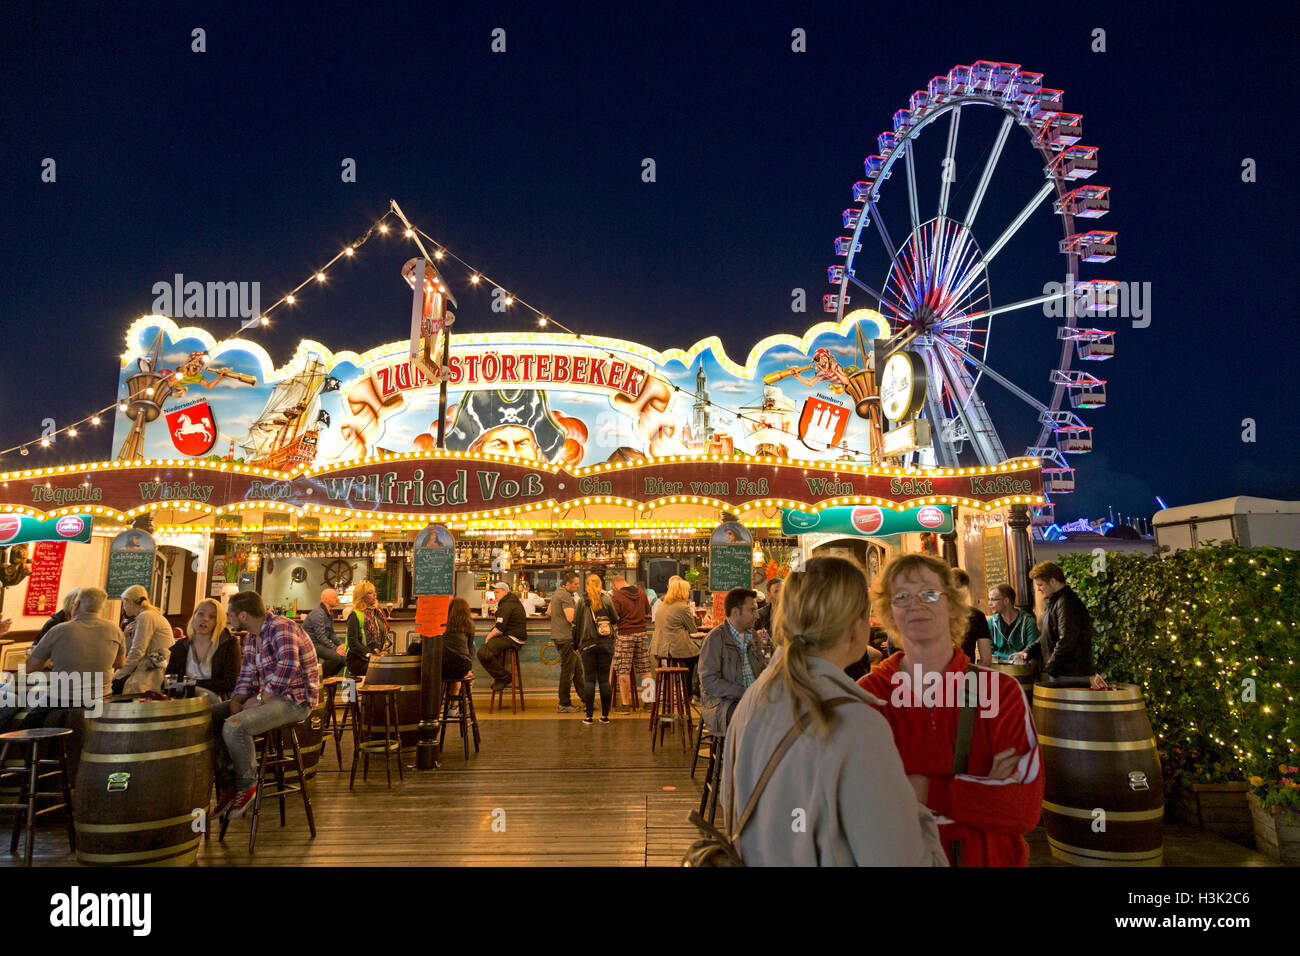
[350,684,403,789]
[691,717,708,778]
[438,674,481,759]
[489,645,526,714]
[218,719,317,854]
[698,731,725,824]
[649,665,691,753]
[0,727,76,866]
[321,676,349,765]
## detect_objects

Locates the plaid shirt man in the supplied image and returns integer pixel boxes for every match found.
[728,620,758,688]
[232,614,320,707]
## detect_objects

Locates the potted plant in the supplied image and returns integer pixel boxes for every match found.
[1247,761,1300,865]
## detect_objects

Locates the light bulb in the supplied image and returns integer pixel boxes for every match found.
[316,273,325,282]
[286,294,296,304]
[344,247,354,256]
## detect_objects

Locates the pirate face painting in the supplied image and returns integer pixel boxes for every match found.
[445,389,567,463]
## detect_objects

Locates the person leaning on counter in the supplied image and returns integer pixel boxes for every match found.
[345,581,388,677]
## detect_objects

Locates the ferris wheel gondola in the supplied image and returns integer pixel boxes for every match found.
[827,61,1118,529]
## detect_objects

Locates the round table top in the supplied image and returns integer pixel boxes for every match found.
[357,683,400,694]
[1,726,74,741]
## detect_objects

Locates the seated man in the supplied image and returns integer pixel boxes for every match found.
[699,587,769,739]
[302,588,345,678]
[477,582,528,691]
[212,591,320,820]
[0,588,123,735]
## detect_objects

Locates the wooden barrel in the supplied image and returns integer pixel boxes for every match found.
[73,696,214,867]
[989,661,1038,701]
[363,655,421,750]
[1032,682,1164,866]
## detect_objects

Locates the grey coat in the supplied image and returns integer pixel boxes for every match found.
[699,622,769,736]
[721,652,948,867]
[651,603,700,661]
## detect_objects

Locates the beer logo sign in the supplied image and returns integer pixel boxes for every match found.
[166,401,217,457]
[850,506,884,534]
[0,515,21,544]
[55,516,85,537]
[916,506,945,529]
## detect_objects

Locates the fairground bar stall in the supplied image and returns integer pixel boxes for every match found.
[0,310,1044,693]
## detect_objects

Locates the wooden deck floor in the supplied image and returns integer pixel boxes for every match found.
[2,693,1278,867]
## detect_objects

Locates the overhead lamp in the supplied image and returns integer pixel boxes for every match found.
[246,546,261,572]
[372,543,387,568]
[624,545,639,569]
[752,545,766,566]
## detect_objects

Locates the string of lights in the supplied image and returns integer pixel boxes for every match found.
[5,202,914,469]
[406,224,891,465]
[0,209,404,463]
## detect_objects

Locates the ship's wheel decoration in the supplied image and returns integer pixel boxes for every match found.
[826,61,1117,532]
[322,559,353,590]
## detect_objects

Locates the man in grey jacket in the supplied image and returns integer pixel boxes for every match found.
[699,588,769,737]
[302,588,344,678]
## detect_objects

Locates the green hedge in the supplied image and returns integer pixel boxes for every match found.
[1061,545,1299,793]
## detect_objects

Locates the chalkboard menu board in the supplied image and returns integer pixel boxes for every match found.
[414,547,455,596]
[982,525,1009,590]
[709,545,752,592]
[106,550,153,595]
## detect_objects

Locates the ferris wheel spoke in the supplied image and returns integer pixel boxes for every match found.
[936,333,1055,418]
[965,114,1015,230]
[983,180,1057,263]
[919,350,958,467]
[937,106,961,225]
[931,342,1007,464]
[867,200,899,263]
[903,141,922,249]
[944,286,1071,326]
[846,272,909,316]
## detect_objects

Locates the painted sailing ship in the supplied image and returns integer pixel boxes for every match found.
[239,356,329,470]
[740,386,796,459]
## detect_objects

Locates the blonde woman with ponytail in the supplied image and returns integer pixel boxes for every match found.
[719,556,947,866]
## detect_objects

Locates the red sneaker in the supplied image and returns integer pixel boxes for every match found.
[226,783,259,819]
[213,787,237,817]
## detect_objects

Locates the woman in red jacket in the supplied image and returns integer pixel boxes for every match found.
[858,554,1044,866]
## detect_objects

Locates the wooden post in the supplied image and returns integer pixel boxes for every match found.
[416,594,451,770]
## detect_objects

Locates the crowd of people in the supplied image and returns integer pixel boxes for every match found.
[0,550,1094,865]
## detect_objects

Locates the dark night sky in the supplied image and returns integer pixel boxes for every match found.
[1,1,1296,524]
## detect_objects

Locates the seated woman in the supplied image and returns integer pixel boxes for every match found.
[345,581,388,677]
[719,556,947,866]
[439,598,477,715]
[650,576,701,698]
[167,598,241,700]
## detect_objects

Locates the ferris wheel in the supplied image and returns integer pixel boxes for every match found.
[827,61,1117,527]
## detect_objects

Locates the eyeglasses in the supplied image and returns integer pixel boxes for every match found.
[890,589,945,607]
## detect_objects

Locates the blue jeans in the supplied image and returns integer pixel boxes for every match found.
[212,694,312,790]
[580,644,614,719]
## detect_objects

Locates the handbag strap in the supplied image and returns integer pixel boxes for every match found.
[951,663,978,775]
[947,663,979,867]
[728,696,860,848]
